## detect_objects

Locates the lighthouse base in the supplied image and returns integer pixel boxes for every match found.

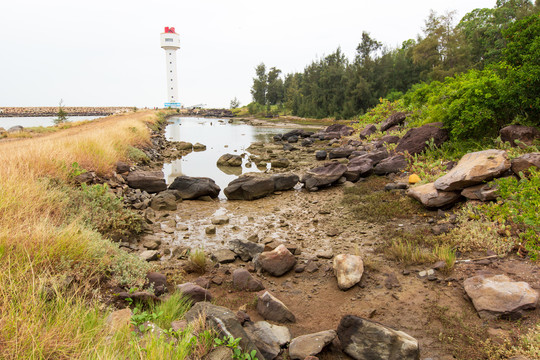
[164,102,182,109]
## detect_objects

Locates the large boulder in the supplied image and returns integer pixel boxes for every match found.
[380,112,407,132]
[359,124,377,139]
[395,123,449,155]
[288,330,336,360]
[229,239,265,262]
[224,175,275,200]
[168,176,221,199]
[333,254,364,290]
[127,171,167,193]
[500,125,540,147]
[337,315,420,360]
[185,302,264,359]
[271,173,299,191]
[325,124,354,136]
[344,158,373,182]
[301,162,347,191]
[511,152,540,177]
[463,274,539,319]
[256,291,295,323]
[407,182,462,208]
[434,150,511,191]
[256,244,296,277]
[217,153,243,167]
[373,154,407,175]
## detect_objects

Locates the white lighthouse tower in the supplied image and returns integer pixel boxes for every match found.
[160,27,181,108]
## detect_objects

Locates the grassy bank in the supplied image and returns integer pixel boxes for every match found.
[0,110,215,358]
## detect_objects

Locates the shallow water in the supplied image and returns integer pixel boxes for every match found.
[0,116,103,129]
[162,117,287,196]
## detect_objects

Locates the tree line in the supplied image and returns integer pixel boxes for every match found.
[249,0,539,120]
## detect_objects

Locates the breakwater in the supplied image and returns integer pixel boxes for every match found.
[0,107,133,117]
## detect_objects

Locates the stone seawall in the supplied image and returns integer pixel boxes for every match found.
[0,107,133,117]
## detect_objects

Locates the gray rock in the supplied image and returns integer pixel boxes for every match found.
[150,191,177,211]
[373,154,407,175]
[359,124,377,139]
[333,254,364,290]
[168,176,221,199]
[461,183,498,201]
[140,250,159,261]
[224,175,275,200]
[256,291,295,323]
[434,150,511,191]
[177,282,213,303]
[8,125,24,133]
[344,158,373,182]
[211,249,236,264]
[338,315,420,360]
[407,183,462,208]
[301,162,348,191]
[233,268,264,291]
[289,330,336,360]
[127,171,167,193]
[271,173,299,191]
[380,112,407,132]
[329,147,354,159]
[244,321,284,359]
[204,346,233,360]
[500,125,540,147]
[511,152,540,177]
[185,302,263,359]
[229,239,264,261]
[395,123,449,155]
[325,124,354,136]
[257,244,296,277]
[315,150,327,161]
[463,274,539,319]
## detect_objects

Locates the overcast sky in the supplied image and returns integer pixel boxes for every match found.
[0,0,496,108]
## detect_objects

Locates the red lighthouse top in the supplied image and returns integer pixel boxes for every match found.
[164,27,176,33]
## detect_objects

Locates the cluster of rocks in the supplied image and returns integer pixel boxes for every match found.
[0,106,131,117]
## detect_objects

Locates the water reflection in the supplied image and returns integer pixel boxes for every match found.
[162,117,286,196]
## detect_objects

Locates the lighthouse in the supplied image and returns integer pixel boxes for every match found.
[160,27,181,108]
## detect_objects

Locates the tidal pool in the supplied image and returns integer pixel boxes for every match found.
[162,117,288,196]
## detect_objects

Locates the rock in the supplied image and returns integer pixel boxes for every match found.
[168,176,221,199]
[193,142,206,151]
[407,183,462,208]
[315,150,327,161]
[116,161,130,173]
[329,147,354,159]
[283,143,297,151]
[205,226,216,235]
[333,254,364,290]
[500,125,540,147]
[359,124,377,139]
[217,153,243,167]
[233,268,264,291]
[344,158,374,182]
[127,171,167,193]
[463,274,539,319]
[106,308,132,333]
[461,183,498,201]
[140,250,159,261]
[146,272,167,296]
[301,138,314,147]
[245,321,289,360]
[150,191,177,211]
[256,291,296,323]
[380,112,407,132]
[211,249,236,264]
[325,124,354,136]
[177,282,213,303]
[211,215,230,225]
[185,302,263,359]
[271,158,290,168]
[229,239,265,261]
[373,154,407,175]
[205,346,233,360]
[224,175,275,200]
[7,125,24,133]
[384,183,408,191]
[257,244,296,276]
[288,135,299,143]
[174,141,193,150]
[337,315,420,360]
[301,162,348,191]
[356,150,389,165]
[288,330,336,360]
[511,152,540,177]
[271,173,299,191]
[395,123,449,155]
[379,135,401,145]
[434,150,511,191]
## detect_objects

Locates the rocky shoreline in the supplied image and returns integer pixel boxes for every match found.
[91,114,539,359]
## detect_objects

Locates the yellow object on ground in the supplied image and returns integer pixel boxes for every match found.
[409,174,421,184]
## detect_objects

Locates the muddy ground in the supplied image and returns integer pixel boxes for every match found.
[139,117,539,359]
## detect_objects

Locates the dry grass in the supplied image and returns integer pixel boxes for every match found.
[0,110,182,358]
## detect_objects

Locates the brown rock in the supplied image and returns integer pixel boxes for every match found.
[256,291,295,323]
[257,244,296,277]
[177,282,213,303]
[380,112,407,132]
[233,268,265,291]
[407,182,462,208]
[511,152,540,177]
[500,125,540,147]
[395,122,449,155]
